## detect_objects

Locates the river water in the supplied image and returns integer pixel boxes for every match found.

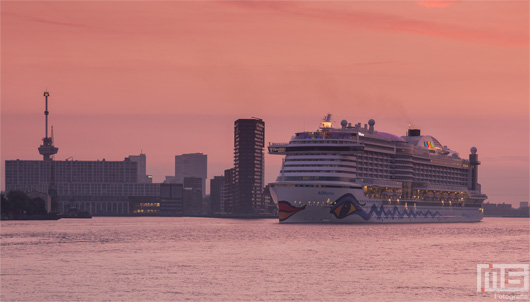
[1,217,528,301]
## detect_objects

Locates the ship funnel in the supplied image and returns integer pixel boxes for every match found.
[408,129,421,136]
[469,147,480,191]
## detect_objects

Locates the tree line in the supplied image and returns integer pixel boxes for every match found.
[1,190,49,218]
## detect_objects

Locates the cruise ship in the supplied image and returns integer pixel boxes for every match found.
[268,115,487,223]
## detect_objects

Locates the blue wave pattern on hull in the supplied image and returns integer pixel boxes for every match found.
[330,193,442,221]
[358,204,442,221]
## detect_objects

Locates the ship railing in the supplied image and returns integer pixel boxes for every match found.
[288,139,360,145]
[269,140,360,146]
[361,179,402,186]
[413,183,468,192]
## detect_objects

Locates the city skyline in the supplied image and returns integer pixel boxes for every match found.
[2,1,528,205]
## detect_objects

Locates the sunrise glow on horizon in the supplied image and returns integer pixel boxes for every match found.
[1,1,528,205]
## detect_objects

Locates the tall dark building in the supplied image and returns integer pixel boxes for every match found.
[159,183,184,216]
[222,168,235,214]
[183,177,203,216]
[210,176,224,214]
[174,153,207,197]
[233,118,265,215]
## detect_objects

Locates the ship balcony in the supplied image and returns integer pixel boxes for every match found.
[269,139,360,145]
[282,163,357,170]
[281,169,357,175]
[391,173,413,178]
[392,163,414,167]
[391,159,413,164]
[269,144,364,155]
[269,142,290,147]
[392,168,414,172]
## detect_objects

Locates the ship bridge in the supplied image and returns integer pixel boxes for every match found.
[268,131,364,155]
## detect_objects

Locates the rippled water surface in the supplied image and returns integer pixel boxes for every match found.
[1,217,529,301]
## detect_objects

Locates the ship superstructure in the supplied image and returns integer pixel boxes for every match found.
[268,115,487,223]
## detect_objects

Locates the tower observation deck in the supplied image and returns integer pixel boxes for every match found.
[38,91,59,160]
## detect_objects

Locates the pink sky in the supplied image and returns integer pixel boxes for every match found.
[1,1,528,205]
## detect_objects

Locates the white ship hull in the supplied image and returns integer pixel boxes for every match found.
[271,184,483,223]
[268,115,487,223]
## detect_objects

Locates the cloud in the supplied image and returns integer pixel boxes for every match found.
[224,1,527,48]
[3,12,92,29]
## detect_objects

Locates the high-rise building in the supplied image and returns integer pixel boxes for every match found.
[163,176,179,184]
[183,177,203,216]
[210,176,224,214]
[175,153,207,197]
[126,153,152,183]
[159,183,184,216]
[222,168,235,214]
[233,118,265,215]
[262,185,278,216]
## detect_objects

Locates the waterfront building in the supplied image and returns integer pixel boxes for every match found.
[4,92,166,216]
[126,153,153,183]
[233,118,265,215]
[183,177,203,216]
[483,202,529,217]
[262,185,278,216]
[222,168,235,214]
[159,183,184,216]
[5,158,160,215]
[175,153,207,197]
[130,196,161,215]
[164,176,179,184]
[209,176,224,215]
